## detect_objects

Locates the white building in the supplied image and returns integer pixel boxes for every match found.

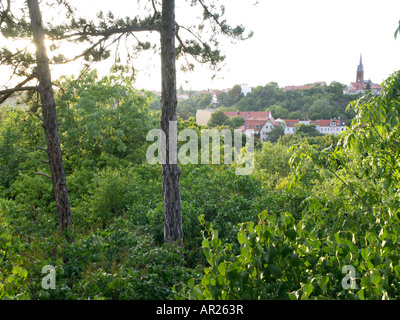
[240,84,252,97]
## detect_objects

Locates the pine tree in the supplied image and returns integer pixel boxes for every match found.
[0,0,253,245]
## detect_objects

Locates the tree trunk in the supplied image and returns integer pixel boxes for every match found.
[160,0,183,245]
[27,0,72,237]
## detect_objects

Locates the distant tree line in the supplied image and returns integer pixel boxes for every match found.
[178,81,360,121]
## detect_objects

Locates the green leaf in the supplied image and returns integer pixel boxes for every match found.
[370,271,381,286]
[285,228,297,241]
[281,244,292,258]
[263,246,278,264]
[217,262,226,277]
[188,278,195,288]
[288,291,300,300]
[269,264,282,278]
[289,253,300,267]
[237,230,246,244]
[302,284,313,297]
[382,238,393,249]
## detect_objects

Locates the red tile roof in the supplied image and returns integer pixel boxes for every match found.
[244,120,269,131]
[315,119,346,127]
[283,84,314,92]
[348,82,381,91]
[284,119,346,127]
[223,111,271,119]
[284,119,300,127]
[224,111,281,130]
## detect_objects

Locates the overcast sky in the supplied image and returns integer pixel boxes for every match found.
[204,0,400,91]
[131,0,400,91]
[3,0,400,92]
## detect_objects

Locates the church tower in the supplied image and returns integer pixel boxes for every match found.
[356,54,364,83]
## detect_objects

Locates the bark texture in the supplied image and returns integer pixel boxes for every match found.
[160,0,183,245]
[27,0,72,235]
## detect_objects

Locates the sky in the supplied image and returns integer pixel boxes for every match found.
[2,0,400,92]
[207,0,400,91]
[172,0,400,91]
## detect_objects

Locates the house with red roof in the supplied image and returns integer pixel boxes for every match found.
[313,119,347,135]
[197,109,348,140]
[283,118,347,135]
[224,111,283,141]
[283,82,326,92]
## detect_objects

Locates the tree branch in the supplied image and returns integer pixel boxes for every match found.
[35,172,51,179]
[0,86,40,101]
[48,24,161,41]
[34,112,44,124]
[0,73,38,104]
[0,0,10,26]
[324,165,372,212]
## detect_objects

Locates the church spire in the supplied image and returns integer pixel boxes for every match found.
[357,54,364,72]
[356,54,364,83]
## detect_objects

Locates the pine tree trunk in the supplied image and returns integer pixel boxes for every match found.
[160,0,183,245]
[27,0,72,237]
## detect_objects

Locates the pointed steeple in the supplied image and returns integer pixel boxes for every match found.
[356,54,364,83]
[357,54,364,72]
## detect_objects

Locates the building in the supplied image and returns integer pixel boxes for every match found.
[283,82,326,92]
[196,108,347,138]
[313,119,347,135]
[283,119,301,135]
[283,119,347,135]
[344,55,381,95]
[195,109,214,126]
[240,84,252,96]
[224,111,281,141]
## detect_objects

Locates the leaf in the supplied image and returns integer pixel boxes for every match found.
[217,262,226,277]
[188,278,195,288]
[263,246,278,264]
[281,244,292,258]
[289,291,300,300]
[382,238,393,249]
[269,264,282,278]
[302,284,313,297]
[285,228,297,241]
[238,230,247,244]
[370,271,381,286]
[289,253,300,267]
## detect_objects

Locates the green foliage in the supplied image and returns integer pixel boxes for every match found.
[255,141,292,183]
[2,64,400,300]
[223,115,244,129]
[207,110,228,127]
[177,211,318,300]
[294,123,322,137]
[230,81,357,121]
[178,71,400,301]
[0,107,44,197]
[264,124,284,143]
[266,105,289,119]
[177,92,213,119]
[56,70,157,171]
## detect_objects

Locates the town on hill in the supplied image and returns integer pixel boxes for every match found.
[196,110,347,142]
[166,54,381,141]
